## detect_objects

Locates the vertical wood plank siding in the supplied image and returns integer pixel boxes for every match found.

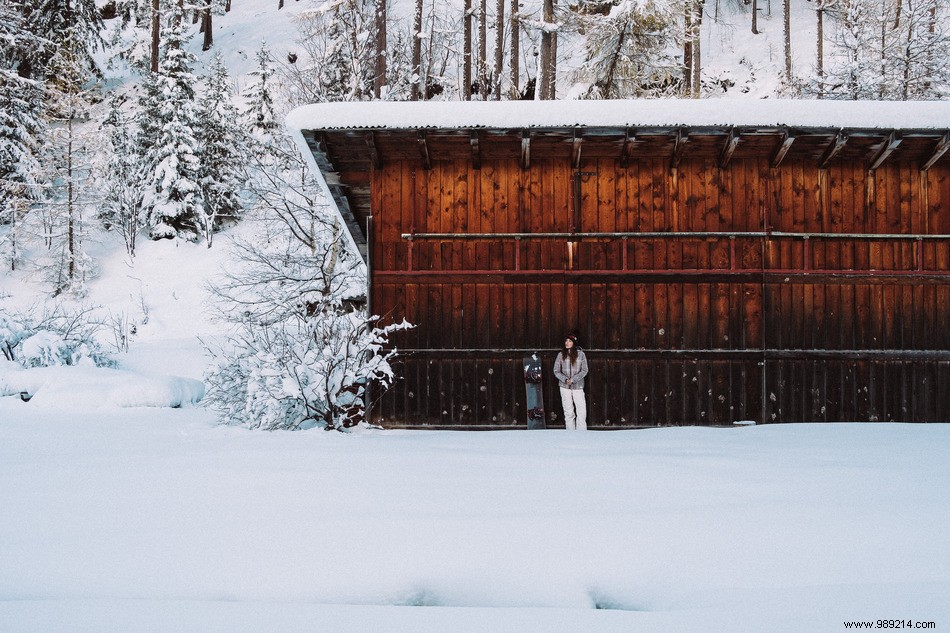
[371,157,950,427]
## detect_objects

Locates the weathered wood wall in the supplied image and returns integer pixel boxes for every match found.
[370,156,950,427]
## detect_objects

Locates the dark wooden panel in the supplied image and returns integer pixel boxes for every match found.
[370,154,950,426]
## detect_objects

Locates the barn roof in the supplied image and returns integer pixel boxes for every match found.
[287,99,950,262]
[288,99,950,131]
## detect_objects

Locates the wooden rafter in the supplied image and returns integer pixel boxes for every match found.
[921,131,950,172]
[719,127,741,169]
[868,130,902,171]
[311,131,328,154]
[417,130,431,170]
[620,128,636,167]
[819,131,848,169]
[572,128,584,169]
[771,130,795,168]
[521,129,531,170]
[365,131,382,170]
[470,130,481,170]
[670,127,689,170]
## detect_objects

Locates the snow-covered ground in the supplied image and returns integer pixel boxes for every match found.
[1,1,948,630]
[1,408,948,632]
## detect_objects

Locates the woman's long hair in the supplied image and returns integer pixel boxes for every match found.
[561,343,579,364]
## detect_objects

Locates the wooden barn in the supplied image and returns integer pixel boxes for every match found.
[289,100,950,428]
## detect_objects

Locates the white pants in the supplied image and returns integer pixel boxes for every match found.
[559,387,587,430]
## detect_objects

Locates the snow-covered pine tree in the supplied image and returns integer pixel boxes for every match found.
[241,43,281,148]
[105,0,155,71]
[0,2,46,271]
[572,0,680,98]
[195,54,244,246]
[138,4,202,240]
[32,0,107,295]
[15,0,104,83]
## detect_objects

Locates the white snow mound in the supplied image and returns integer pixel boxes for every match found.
[0,364,205,409]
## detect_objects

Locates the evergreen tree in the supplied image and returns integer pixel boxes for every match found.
[0,2,45,271]
[107,0,159,72]
[18,0,105,83]
[195,54,244,246]
[572,0,680,98]
[241,43,281,147]
[138,5,202,240]
[38,18,101,295]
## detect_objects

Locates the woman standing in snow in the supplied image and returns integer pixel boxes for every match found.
[553,333,588,430]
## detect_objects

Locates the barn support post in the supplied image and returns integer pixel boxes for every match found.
[366,214,376,423]
[760,233,768,424]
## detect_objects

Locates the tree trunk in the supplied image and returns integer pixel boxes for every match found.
[509,0,519,98]
[901,0,914,99]
[692,0,703,97]
[494,0,504,99]
[549,25,557,99]
[538,0,554,99]
[599,25,627,98]
[880,1,887,99]
[375,0,387,98]
[751,0,758,34]
[684,0,693,95]
[464,0,472,99]
[478,0,488,98]
[151,0,160,73]
[783,0,791,82]
[411,0,423,100]
[202,0,213,51]
[924,0,936,92]
[67,117,75,284]
[816,5,824,98]
[65,0,76,284]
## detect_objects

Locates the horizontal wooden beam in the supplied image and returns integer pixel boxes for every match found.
[402,230,950,241]
[376,270,950,285]
[391,348,950,361]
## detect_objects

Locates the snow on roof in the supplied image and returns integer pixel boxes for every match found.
[287,99,950,132]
